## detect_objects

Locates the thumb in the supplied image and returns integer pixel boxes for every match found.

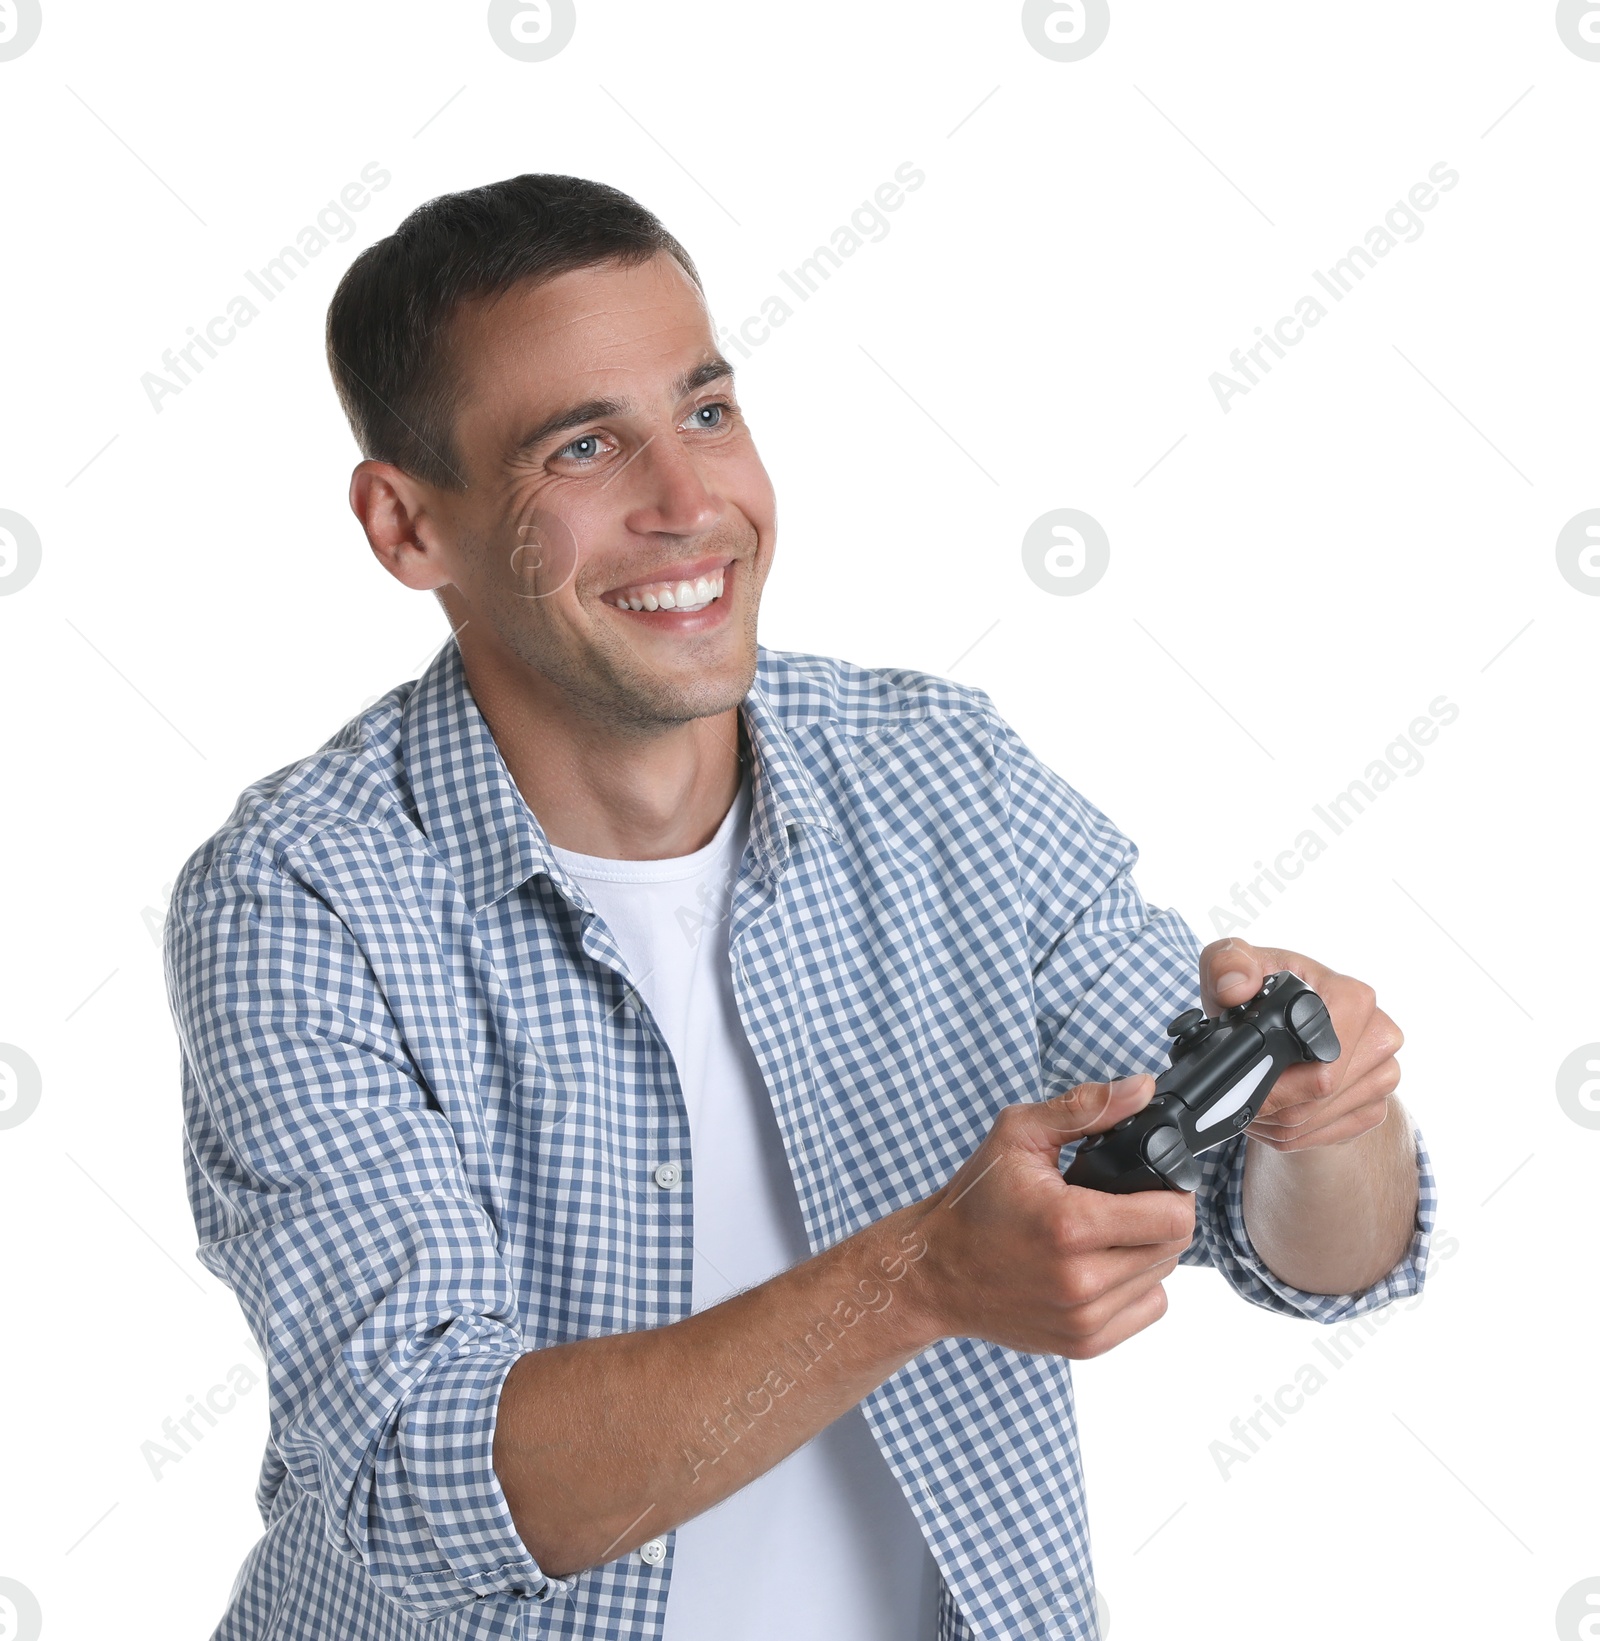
[1201,937,1267,1014]
[1034,1073,1154,1152]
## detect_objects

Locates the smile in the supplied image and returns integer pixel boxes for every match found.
[603,567,727,614]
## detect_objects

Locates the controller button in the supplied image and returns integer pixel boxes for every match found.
[1163,1151,1204,1192]
[1166,1009,1205,1038]
[1287,991,1342,1063]
[1141,1125,1187,1171]
[1111,1116,1136,1132]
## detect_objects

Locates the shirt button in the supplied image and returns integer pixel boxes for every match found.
[653,1163,682,1191]
[638,1537,667,1566]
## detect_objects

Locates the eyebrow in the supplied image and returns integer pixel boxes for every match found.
[508,357,735,461]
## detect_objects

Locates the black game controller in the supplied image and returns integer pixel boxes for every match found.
[1061,972,1341,1194]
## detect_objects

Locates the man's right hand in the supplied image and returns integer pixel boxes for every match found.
[903,1075,1196,1359]
[493,1074,1194,1574]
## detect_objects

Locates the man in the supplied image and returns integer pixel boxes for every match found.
[165,173,1434,1641]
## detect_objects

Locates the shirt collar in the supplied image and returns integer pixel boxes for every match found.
[739,665,841,875]
[399,639,838,912]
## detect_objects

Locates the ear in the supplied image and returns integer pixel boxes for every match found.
[349,460,454,592]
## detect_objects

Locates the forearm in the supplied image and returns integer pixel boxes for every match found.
[1241,1097,1419,1295]
[491,1201,938,1577]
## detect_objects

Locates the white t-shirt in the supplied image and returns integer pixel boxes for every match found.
[551,777,939,1640]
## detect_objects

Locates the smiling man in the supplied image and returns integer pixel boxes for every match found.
[165,174,1435,1641]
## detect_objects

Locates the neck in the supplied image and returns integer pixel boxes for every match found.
[455,638,744,862]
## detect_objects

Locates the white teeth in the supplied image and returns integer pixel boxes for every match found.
[611,570,727,611]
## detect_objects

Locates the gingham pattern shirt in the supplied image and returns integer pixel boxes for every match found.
[165,639,1436,1641]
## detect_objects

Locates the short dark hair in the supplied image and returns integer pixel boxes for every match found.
[325,173,701,490]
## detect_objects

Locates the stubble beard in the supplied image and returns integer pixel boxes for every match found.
[493,562,763,739]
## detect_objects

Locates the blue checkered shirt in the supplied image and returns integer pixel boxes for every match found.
[165,639,1436,1641]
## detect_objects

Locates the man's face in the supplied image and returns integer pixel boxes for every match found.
[424,253,776,731]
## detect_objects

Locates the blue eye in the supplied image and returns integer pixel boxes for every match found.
[560,434,603,462]
[691,403,725,429]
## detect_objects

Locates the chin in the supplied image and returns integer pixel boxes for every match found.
[651,673,753,724]
[630,650,758,726]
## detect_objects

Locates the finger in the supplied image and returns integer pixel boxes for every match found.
[1053,1241,1193,1314]
[1199,939,1325,1015]
[1198,937,1264,1014]
[1253,1057,1396,1137]
[1057,1183,1197,1251]
[1255,1006,1400,1129]
[941,1082,1160,1212]
[1058,1278,1173,1360]
[1248,1065,1398,1149]
[1258,1055,1398,1131]
[1318,1001,1400,1094]
[1302,977,1382,1098]
[1056,1250,1185,1342]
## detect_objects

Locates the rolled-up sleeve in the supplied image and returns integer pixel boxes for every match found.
[1182,1120,1437,1322]
[991,708,1437,1321]
[165,844,558,1621]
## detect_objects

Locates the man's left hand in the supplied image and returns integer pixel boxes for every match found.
[1199,938,1403,1153]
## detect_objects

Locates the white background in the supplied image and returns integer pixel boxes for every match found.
[2,3,1597,1637]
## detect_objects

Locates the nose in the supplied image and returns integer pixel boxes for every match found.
[621,434,724,540]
